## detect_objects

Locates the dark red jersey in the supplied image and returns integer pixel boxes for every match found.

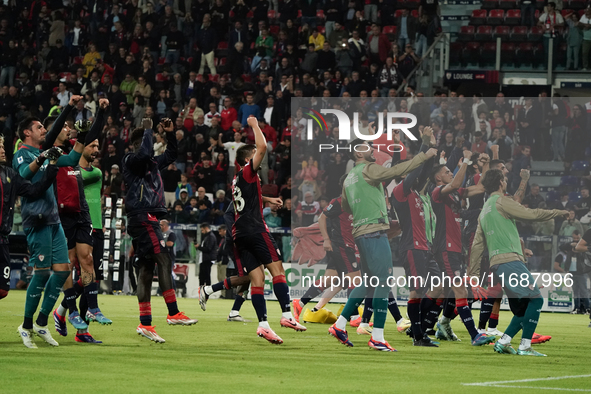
[323,197,355,249]
[463,173,484,235]
[231,159,269,239]
[431,185,465,254]
[392,182,429,252]
[55,142,89,214]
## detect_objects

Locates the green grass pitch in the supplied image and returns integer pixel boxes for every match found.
[1,291,590,393]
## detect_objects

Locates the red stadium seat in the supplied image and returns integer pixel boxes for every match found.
[494,25,510,40]
[158,57,165,65]
[458,25,475,41]
[561,9,575,17]
[487,9,505,25]
[241,74,251,82]
[579,9,586,17]
[505,9,521,25]
[383,25,397,40]
[475,25,493,40]
[316,10,325,19]
[270,25,280,35]
[155,73,167,81]
[246,11,254,19]
[209,74,220,83]
[511,26,528,41]
[470,9,487,25]
[268,10,277,20]
[529,26,543,41]
[317,25,326,34]
[501,42,516,63]
[395,9,404,18]
[516,42,534,64]
[463,42,481,63]
[481,41,497,62]
[74,56,84,64]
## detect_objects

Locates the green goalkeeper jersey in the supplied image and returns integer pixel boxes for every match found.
[81,165,103,229]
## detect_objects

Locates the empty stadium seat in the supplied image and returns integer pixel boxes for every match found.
[506,9,521,25]
[464,42,481,63]
[406,0,421,9]
[459,25,475,41]
[450,42,463,63]
[571,160,590,172]
[475,25,493,40]
[481,42,497,63]
[569,0,586,10]
[471,9,487,25]
[560,175,579,187]
[533,42,545,62]
[482,0,498,9]
[495,25,510,40]
[499,0,516,9]
[529,26,543,41]
[395,9,405,18]
[262,184,279,197]
[511,26,528,41]
[561,9,575,17]
[569,191,582,201]
[516,42,534,64]
[545,190,560,202]
[501,42,516,63]
[487,9,505,25]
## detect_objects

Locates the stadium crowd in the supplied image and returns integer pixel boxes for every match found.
[1,2,591,272]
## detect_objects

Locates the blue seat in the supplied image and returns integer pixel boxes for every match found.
[560,176,579,187]
[545,190,560,202]
[569,191,582,201]
[571,160,590,172]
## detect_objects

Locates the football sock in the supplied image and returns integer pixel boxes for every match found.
[163,289,180,316]
[37,270,69,327]
[211,281,224,293]
[56,303,67,318]
[420,296,439,332]
[478,297,495,330]
[232,294,246,312]
[408,298,423,340]
[442,297,456,320]
[272,275,291,313]
[84,282,99,310]
[301,285,324,306]
[489,313,499,329]
[521,297,543,340]
[456,298,479,340]
[372,328,385,343]
[204,285,214,296]
[499,333,512,345]
[335,315,348,331]
[372,286,389,330]
[341,286,365,321]
[362,297,374,323]
[23,270,51,329]
[251,287,267,322]
[504,315,524,339]
[139,302,152,326]
[63,287,79,314]
[387,292,403,321]
[518,338,532,351]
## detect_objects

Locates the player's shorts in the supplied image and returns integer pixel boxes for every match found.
[92,229,104,280]
[401,249,441,291]
[325,245,359,275]
[233,232,282,276]
[24,223,70,268]
[0,242,10,292]
[61,211,93,250]
[127,213,165,258]
[491,260,541,299]
[434,251,464,278]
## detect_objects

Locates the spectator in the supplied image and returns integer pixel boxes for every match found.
[551,94,568,161]
[523,183,545,209]
[120,74,138,105]
[182,98,205,133]
[580,7,591,70]
[296,192,321,226]
[519,0,536,27]
[105,164,123,199]
[574,187,591,219]
[517,98,538,146]
[237,94,262,126]
[565,12,583,70]
[559,210,585,236]
[196,187,213,209]
[175,173,193,201]
[196,223,218,286]
[396,9,418,50]
[538,2,564,69]
[252,27,274,72]
[196,200,213,223]
[367,25,390,65]
[213,152,229,191]
[228,42,248,79]
[195,156,215,193]
[197,15,218,75]
[378,57,401,97]
[556,231,589,314]
[178,191,192,208]
[175,130,189,172]
[211,190,232,225]
[170,202,191,224]
[162,163,182,207]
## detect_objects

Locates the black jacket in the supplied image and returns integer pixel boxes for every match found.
[122,129,177,218]
[198,231,218,263]
[0,164,59,237]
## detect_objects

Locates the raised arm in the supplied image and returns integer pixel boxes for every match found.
[318,213,333,252]
[440,149,472,197]
[363,151,433,186]
[247,115,267,171]
[125,119,155,172]
[42,95,82,150]
[156,118,177,170]
[497,195,569,222]
[512,169,529,203]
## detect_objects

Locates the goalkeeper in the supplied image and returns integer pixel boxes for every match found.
[13,95,105,349]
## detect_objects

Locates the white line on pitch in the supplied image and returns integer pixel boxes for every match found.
[462,374,591,386]
[472,385,591,392]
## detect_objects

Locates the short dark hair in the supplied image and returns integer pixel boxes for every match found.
[481,169,504,194]
[200,222,210,228]
[572,229,581,236]
[236,144,256,166]
[219,224,227,231]
[490,159,505,169]
[18,116,40,141]
[429,164,446,184]
[130,128,145,147]
[349,138,366,161]
[43,116,57,131]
